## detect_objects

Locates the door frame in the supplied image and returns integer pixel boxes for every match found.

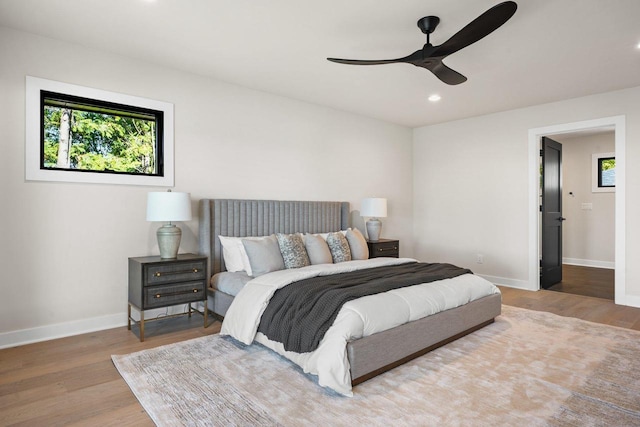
[527,115,627,305]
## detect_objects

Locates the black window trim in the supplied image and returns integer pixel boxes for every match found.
[40,90,165,177]
[597,156,615,188]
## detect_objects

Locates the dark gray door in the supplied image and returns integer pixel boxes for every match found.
[541,137,565,288]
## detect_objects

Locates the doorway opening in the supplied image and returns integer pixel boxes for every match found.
[541,131,616,300]
[528,116,626,305]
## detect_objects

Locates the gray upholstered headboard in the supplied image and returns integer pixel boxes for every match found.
[199,199,350,275]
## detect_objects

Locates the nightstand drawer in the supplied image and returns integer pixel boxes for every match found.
[146,261,206,285]
[368,239,399,258]
[144,281,206,308]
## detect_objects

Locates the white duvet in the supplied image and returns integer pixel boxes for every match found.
[220,258,500,396]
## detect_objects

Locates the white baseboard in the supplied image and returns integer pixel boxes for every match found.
[0,304,201,350]
[617,293,640,309]
[562,258,615,270]
[478,274,533,291]
[0,313,127,350]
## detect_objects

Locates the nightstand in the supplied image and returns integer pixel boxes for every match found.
[367,239,399,258]
[128,253,208,341]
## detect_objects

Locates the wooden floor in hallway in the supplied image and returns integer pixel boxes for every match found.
[546,264,614,300]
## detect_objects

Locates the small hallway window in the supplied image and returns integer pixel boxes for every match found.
[592,152,615,192]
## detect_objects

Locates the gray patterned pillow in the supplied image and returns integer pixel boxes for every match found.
[276,233,311,269]
[326,232,352,263]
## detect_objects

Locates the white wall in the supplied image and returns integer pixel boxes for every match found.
[413,86,640,302]
[0,26,414,348]
[556,132,615,268]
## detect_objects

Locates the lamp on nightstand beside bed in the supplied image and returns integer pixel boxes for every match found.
[361,197,387,242]
[146,190,192,259]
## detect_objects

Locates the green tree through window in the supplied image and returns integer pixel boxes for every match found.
[42,92,163,176]
[598,157,615,187]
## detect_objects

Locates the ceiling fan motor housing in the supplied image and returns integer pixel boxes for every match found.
[417,16,440,34]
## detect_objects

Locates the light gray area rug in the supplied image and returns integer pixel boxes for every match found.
[112,306,640,426]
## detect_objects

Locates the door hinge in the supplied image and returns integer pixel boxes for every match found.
[539,205,543,212]
[540,149,543,157]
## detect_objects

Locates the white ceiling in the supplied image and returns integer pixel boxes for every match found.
[1,0,639,128]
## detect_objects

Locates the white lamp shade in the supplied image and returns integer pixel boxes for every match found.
[361,198,387,218]
[146,191,192,222]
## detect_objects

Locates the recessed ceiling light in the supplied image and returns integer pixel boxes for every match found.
[428,94,441,102]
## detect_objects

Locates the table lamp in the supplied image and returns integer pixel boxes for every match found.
[361,198,387,242]
[146,190,192,259]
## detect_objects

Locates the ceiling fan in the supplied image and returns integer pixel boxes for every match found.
[327,1,517,85]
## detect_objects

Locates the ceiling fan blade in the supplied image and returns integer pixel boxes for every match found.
[433,1,517,57]
[327,50,421,66]
[425,61,467,85]
[327,58,405,66]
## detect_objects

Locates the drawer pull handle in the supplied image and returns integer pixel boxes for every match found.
[153,289,201,298]
[154,268,200,277]
[378,246,398,252]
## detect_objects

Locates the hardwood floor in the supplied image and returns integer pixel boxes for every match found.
[0,315,221,426]
[499,286,640,331]
[2,290,640,426]
[546,264,615,300]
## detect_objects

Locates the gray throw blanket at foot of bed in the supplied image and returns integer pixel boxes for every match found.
[257,262,472,353]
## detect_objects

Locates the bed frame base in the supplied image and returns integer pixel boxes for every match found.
[347,292,501,385]
[209,289,501,387]
[208,289,233,321]
[351,319,494,386]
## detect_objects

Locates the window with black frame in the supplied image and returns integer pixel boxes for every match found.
[597,156,615,188]
[41,91,164,177]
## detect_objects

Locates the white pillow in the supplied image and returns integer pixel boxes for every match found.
[218,236,247,273]
[219,235,271,276]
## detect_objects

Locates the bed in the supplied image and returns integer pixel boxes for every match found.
[199,199,501,396]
